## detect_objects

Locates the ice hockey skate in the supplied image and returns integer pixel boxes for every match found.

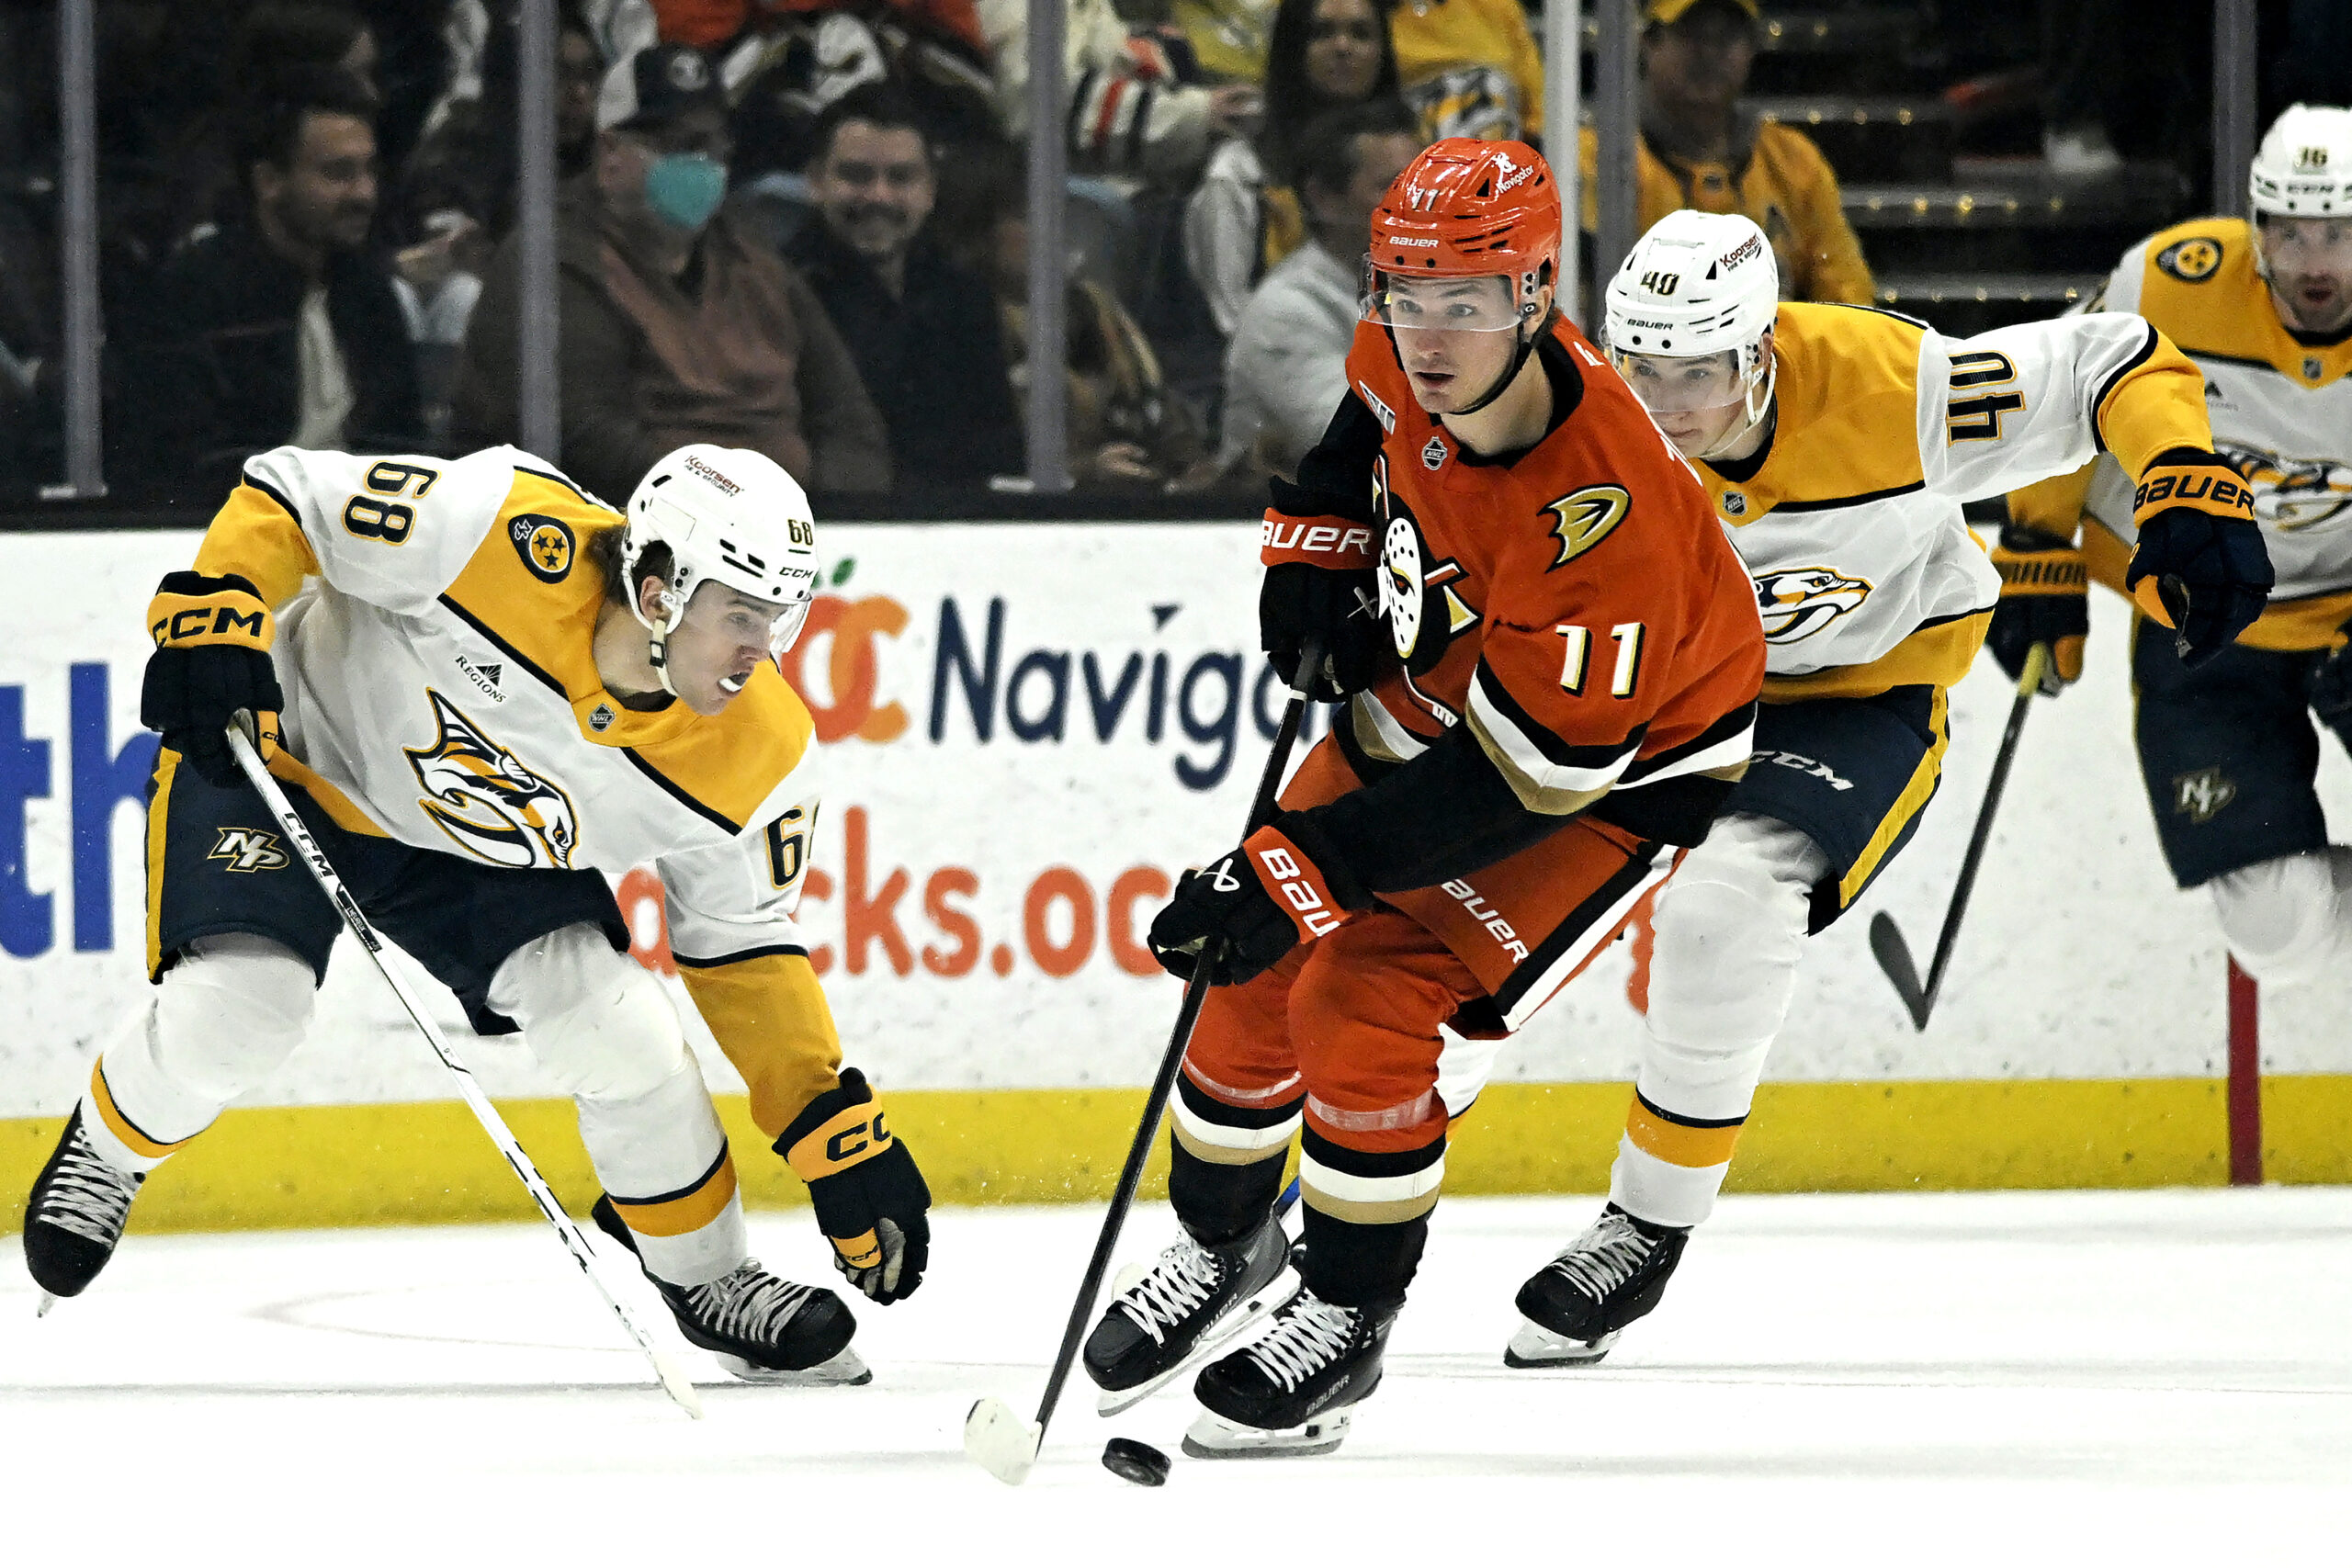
[1084,1211,1296,1416]
[23,1108,145,1314]
[1507,1203,1689,1368]
[590,1196,868,1385]
[1182,1287,1396,1459]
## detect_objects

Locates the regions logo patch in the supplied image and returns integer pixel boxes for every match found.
[1754,567,1873,643]
[510,514,575,582]
[2156,236,2222,282]
[2172,767,2236,824]
[207,827,289,873]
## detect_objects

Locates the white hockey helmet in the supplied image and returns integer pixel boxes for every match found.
[621,445,821,694]
[1604,210,1781,455]
[2250,104,2352,218]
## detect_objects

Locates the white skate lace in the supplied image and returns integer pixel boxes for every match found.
[684,1260,820,1345]
[1242,1292,1358,1393]
[1544,1212,1656,1302]
[36,1128,141,1247]
[1115,1237,1227,1345]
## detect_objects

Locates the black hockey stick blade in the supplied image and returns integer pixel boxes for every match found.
[1869,911,1932,1031]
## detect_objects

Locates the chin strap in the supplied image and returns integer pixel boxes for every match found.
[1450,317,1544,417]
[641,583,684,698]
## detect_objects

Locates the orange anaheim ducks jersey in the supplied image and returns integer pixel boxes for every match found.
[1269,314,1766,836]
[183,444,844,1135]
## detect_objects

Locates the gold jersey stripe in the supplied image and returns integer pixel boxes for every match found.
[1762,613,1990,703]
[1838,686,1951,907]
[675,951,843,1140]
[192,479,322,609]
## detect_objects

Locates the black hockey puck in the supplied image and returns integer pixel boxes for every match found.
[1102,1437,1171,1486]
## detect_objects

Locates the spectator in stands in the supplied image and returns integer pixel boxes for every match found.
[1186,0,1401,339]
[981,0,1261,184]
[1389,0,1544,143]
[1577,0,1874,305]
[114,68,421,503]
[452,44,891,500]
[789,85,1024,490]
[1220,100,1418,479]
[964,162,1206,488]
[157,3,383,257]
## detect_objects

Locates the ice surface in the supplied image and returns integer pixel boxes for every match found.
[6,1190,2349,1561]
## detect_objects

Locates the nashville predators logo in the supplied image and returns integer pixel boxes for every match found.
[1754,567,1873,644]
[2217,443,2352,532]
[404,690,580,868]
[207,828,289,873]
[2173,766,2236,824]
[2156,237,2222,282]
[1544,485,1632,569]
[510,514,575,583]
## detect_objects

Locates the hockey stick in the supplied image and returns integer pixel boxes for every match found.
[965,640,1324,1485]
[1868,642,2049,1030]
[224,719,704,1418]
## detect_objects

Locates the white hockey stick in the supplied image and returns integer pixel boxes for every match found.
[225,719,703,1418]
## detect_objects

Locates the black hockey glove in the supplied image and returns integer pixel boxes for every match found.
[777,1067,931,1304]
[2124,448,2273,668]
[1261,562,1387,701]
[1985,525,2088,695]
[140,570,283,787]
[1148,814,1369,987]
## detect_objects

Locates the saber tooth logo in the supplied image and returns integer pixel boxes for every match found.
[405,689,580,868]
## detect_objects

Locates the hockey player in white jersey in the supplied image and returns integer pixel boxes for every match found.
[2001,104,2352,994]
[21,443,932,1382]
[1508,209,2271,1367]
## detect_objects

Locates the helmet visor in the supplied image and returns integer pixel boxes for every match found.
[680,579,815,660]
[1363,264,1528,333]
[1611,346,1750,413]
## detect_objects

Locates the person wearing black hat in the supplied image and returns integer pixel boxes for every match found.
[454,43,892,503]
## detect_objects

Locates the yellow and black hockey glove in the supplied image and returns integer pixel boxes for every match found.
[1148,813,1369,987]
[1987,525,2088,695]
[2124,447,2273,668]
[777,1068,930,1304]
[141,570,282,787]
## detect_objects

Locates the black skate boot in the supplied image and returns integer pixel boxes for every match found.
[1083,1211,1296,1416]
[24,1108,145,1312]
[590,1195,867,1385]
[1182,1287,1396,1459]
[1507,1203,1689,1368]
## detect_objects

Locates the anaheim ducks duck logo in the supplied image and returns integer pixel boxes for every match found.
[405,689,580,868]
[1754,568,1873,644]
[2218,443,2352,533]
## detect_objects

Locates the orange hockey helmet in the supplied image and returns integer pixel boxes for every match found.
[1365,140,1563,412]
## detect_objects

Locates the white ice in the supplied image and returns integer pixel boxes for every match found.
[5,1190,2348,1562]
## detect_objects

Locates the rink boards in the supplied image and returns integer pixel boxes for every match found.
[0,523,2346,1230]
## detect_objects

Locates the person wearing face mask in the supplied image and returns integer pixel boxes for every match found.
[2001,106,2352,999]
[1186,0,1402,340]
[453,44,891,505]
[22,440,933,1381]
[1501,209,2265,1371]
[786,85,1023,491]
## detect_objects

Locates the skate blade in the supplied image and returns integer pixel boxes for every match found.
[1503,1319,1618,1369]
[1095,1266,1301,1417]
[716,1345,872,1386]
[1181,1407,1351,1460]
[36,1292,56,1319]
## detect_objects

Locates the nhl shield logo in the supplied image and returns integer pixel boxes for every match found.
[1421,434,1449,470]
[1722,491,1747,517]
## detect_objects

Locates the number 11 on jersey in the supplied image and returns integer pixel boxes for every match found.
[1557,622,1645,697]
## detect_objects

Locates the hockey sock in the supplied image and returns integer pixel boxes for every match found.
[1168,1074,1299,1246]
[1295,1124,1440,1306]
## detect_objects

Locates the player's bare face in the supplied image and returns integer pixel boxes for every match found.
[2260,217,2352,334]
[1384,276,1523,412]
[664,584,790,716]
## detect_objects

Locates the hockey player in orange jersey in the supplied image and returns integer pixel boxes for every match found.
[1077,140,1767,1458]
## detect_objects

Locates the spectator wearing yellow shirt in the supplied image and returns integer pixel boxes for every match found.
[1389,0,1544,143]
[1577,0,1873,305]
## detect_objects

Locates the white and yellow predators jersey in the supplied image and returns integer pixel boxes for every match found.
[1706,301,2210,699]
[2009,217,2352,651]
[192,445,822,967]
